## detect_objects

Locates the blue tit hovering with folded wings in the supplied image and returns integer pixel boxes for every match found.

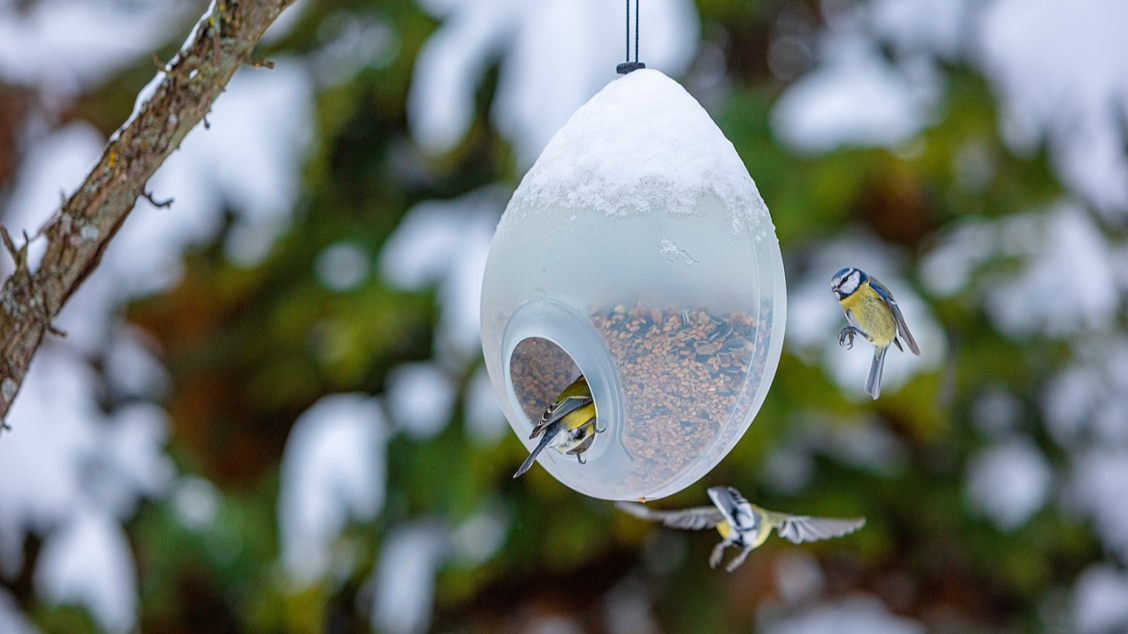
[513,375,603,478]
[830,267,921,399]
[616,486,865,572]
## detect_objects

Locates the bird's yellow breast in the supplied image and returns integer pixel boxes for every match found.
[840,285,897,347]
[716,521,731,539]
[559,402,597,431]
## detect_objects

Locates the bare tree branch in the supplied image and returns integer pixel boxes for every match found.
[0,0,296,425]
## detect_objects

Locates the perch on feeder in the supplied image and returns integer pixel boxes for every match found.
[480,66,786,501]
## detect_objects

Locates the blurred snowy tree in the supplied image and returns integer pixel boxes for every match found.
[2,0,1127,632]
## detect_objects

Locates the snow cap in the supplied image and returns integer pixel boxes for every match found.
[508,68,770,238]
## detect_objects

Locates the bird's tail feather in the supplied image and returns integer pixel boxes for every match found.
[513,430,557,478]
[866,346,887,400]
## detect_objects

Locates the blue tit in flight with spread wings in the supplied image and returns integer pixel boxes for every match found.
[617,486,865,572]
[830,267,921,399]
[513,375,603,478]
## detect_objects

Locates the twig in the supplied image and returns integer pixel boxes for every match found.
[0,0,297,425]
[142,191,175,209]
[0,224,19,264]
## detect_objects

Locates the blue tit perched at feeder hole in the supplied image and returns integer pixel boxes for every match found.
[616,486,866,572]
[830,267,921,399]
[513,375,603,479]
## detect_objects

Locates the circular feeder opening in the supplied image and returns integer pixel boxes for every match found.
[507,337,611,468]
[509,337,582,426]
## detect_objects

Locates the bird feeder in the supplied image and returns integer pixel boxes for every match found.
[480,68,786,500]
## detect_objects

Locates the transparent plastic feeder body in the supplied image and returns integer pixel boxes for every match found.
[480,69,786,500]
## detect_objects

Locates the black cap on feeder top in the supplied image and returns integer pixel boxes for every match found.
[617,0,646,74]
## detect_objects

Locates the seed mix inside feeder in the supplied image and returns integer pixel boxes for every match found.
[480,69,786,500]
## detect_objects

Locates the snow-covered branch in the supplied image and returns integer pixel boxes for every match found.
[0,0,296,425]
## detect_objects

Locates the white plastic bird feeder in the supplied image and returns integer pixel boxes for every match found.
[480,69,786,500]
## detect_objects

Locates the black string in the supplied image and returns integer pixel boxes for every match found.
[617,0,646,74]
[634,0,640,62]
[625,0,630,63]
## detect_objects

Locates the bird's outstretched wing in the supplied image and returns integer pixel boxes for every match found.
[868,278,920,356]
[616,502,725,531]
[707,486,757,531]
[530,376,593,439]
[758,506,866,544]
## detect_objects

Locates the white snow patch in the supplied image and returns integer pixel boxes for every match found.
[759,594,925,634]
[0,346,169,631]
[869,0,971,60]
[379,188,502,360]
[370,522,448,634]
[976,0,1128,214]
[602,577,660,634]
[508,69,769,236]
[35,510,138,634]
[972,388,1021,438]
[111,69,165,144]
[1069,450,1128,560]
[772,20,937,154]
[1,122,103,267]
[1043,340,1128,450]
[107,60,314,294]
[966,438,1052,530]
[261,0,311,44]
[94,403,174,519]
[172,476,220,531]
[983,207,1118,337]
[308,13,398,86]
[918,218,996,297]
[278,394,388,583]
[314,242,369,292]
[104,326,169,399]
[762,441,816,496]
[1072,565,1128,634]
[450,502,508,565]
[463,366,508,445]
[816,420,909,476]
[408,0,518,155]
[0,0,184,99]
[386,362,457,440]
[921,205,1119,338]
[774,551,826,606]
[0,350,99,573]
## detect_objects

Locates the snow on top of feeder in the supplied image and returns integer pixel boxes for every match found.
[508,69,770,237]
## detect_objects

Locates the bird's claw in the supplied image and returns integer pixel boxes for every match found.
[838,326,856,349]
[577,454,587,465]
[708,543,725,569]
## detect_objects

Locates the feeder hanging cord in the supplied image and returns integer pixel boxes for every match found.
[618,0,646,74]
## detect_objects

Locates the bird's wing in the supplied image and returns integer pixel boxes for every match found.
[759,507,866,544]
[707,486,757,531]
[615,502,725,530]
[530,377,593,438]
[868,278,921,356]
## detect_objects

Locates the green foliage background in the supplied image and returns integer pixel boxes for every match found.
[3,1,1121,632]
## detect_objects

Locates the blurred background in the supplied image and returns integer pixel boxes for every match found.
[2,0,1127,632]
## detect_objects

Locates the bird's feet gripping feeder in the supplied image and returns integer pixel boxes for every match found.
[480,69,786,500]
